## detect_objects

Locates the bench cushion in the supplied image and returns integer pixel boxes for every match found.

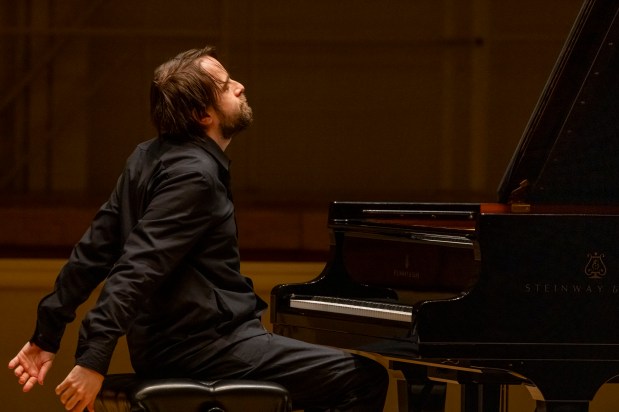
[96,374,291,412]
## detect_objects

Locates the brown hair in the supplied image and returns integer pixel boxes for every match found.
[150,46,223,140]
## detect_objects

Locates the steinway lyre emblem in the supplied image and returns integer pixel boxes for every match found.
[585,252,607,279]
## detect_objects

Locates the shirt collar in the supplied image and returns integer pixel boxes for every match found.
[191,136,231,172]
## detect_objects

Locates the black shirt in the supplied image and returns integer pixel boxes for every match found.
[31,136,267,375]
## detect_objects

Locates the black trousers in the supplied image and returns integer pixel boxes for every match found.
[185,333,389,412]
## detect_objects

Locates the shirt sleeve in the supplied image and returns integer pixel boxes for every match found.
[31,195,123,353]
[74,167,221,375]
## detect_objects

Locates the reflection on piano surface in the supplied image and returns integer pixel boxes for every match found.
[271,0,619,411]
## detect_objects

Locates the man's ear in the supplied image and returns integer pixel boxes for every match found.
[198,111,213,127]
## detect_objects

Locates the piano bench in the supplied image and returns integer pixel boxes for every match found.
[95,373,292,412]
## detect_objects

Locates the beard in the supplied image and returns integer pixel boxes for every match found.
[220,100,253,140]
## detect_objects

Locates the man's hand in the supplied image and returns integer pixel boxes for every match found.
[8,342,55,392]
[56,365,104,412]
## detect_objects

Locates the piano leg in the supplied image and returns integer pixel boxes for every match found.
[461,383,507,412]
[397,364,447,412]
[400,378,507,412]
[534,401,589,412]
[408,381,446,412]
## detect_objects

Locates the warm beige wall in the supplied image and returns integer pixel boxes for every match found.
[2,259,619,411]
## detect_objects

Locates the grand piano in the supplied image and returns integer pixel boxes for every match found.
[270,0,619,411]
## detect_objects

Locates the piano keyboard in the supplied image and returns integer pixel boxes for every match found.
[289,295,413,323]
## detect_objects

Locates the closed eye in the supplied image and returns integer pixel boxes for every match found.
[220,75,231,92]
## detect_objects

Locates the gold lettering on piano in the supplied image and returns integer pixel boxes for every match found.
[524,283,606,294]
[393,254,420,279]
[525,252,613,295]
[585,252,607,279]
[393,269,420,279]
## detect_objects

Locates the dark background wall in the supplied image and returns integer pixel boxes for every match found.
[0,0,583,258]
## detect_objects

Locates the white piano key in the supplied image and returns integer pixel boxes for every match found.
[290,297,413,323]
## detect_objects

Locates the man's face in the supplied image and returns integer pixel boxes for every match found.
[200,56,253,140]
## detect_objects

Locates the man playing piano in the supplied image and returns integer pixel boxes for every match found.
[8,46,389,412]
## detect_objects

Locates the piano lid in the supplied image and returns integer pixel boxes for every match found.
[498,0,619,205]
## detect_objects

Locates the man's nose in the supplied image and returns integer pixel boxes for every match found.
[233,80,245,96]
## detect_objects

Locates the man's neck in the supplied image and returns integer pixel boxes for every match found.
[205,130,231,151]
